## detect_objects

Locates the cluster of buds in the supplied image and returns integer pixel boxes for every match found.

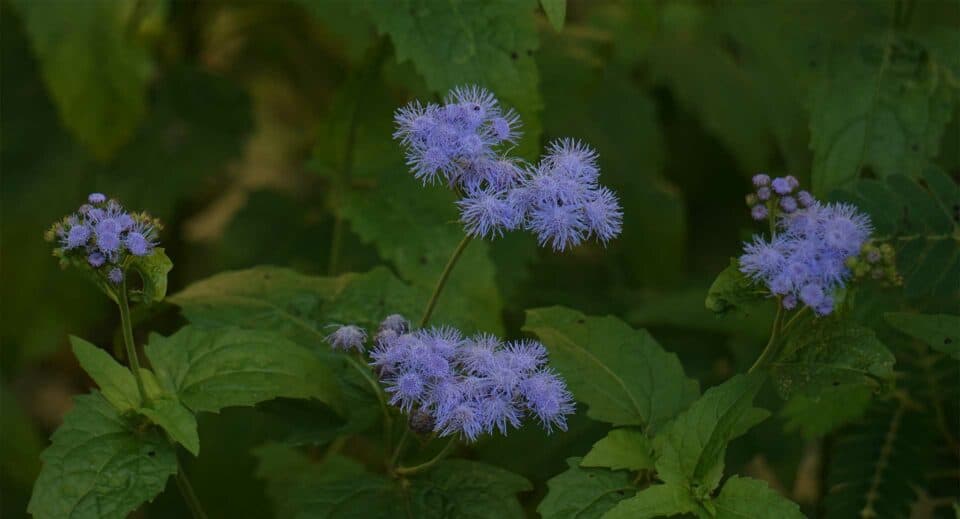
[745,174,815,221]
[45,193,162,285]
[846,242,903,286]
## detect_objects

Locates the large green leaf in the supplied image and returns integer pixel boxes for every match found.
[602,483,700,519]
[255,444,530,518]
[653,373,769,497]
[810,32,958,194]
[770,320,895,400]
[713,476,804,519]
[144,326,341,414]
[523,306,699,431]
[885,312,960,359]
[357,0,543,156]
[580,428,654,472]
[832,168,959,299]
[28,393,177,519]
[539,458,636,519]
[8,0,155,158]
[138,397,199,457]
[781,385,873,439]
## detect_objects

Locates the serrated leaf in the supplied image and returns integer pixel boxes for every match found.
[144,326,341,414]
[138,397,199,456]
[539,458,636,519]
[523,306,699,431]
[540,0,566,31]
[127,248,172,304]
[9,0,154,158]
[771,320,895,400]
[713,476,804,519]
[885,312,960,359]
[781,384,873,439]
[27,393,177,519]
[358,0,543,156]
[580,428,654,472]
[255,444,530,518]
[601,483,700,519]
[654,373,770,497]
[705,259,768,319]
[70,336,141,411]
[810,32,958,194]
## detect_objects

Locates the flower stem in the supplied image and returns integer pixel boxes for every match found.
[419,235,473,328]
[394,439,456,476]
[175,456,208,519]
[388,428,411,470]
[117,278,148,404]
[749,301,785,374]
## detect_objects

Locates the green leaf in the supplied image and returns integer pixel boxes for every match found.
[810,33,958,195]
[144,326,341,414]
[653,373,769,497]
[705,259,767,319]
[256,444,531,518]
[127,248,173,304]
[9,0,154,158]
[580,428,654,472]
[713,476,804,519]
[138,397,199,456]
[539,458,636,519]
[781,384,873,439]
[28,393,177,519]
[771,320,895,400]
[602,483,700,519]
[523,306,699,431]
[357,0,543,156]
[540,0,566,31]
[885,312,960,359]
[70,336,141,411]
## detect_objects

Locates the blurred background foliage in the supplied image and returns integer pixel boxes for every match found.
[1,0,957,517]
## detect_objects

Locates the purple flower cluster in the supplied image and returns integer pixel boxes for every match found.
[329,315,575,441]
[395,86,622,251]
[47,194,160,285]
[739,193,872,315]
[748,174,814,221]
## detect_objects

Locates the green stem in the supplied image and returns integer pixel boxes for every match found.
[388,428,411,470]
[117,278,148,404]
[749,301,785,374]
[419,235,473,328]
[175,456,208,519]
[395,439,456,476]
[780,306,810,333]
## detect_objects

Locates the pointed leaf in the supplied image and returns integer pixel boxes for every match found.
[581,428,654,472]
[145,326,341,414]
[705,259,768,319]
[654,373,769,496]
[70,336,140,411]
[138,397,199,456]
[28,393,177,519]
[539,458,636,519]
[523,306,699,430]
[540,0,566,31]
[713,476,804,519]
[602,483,701,519]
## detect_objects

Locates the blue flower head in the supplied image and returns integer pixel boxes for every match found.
[47,194,163,283]
[738,185,872,316]
[457,187,523,239]
[360,324,574,442]
[325,325,367,352]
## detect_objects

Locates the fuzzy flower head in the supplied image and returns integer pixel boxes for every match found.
[325,325,368,352]
[394,86,522,189]
[364,325,574,442]
[46,193,163,284]
[738,184,873,316]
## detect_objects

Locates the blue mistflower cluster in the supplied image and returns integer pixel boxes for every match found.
[394,86,622,251]
[739,181,872,315]
[46,193,161,285]
[326,315,575,441]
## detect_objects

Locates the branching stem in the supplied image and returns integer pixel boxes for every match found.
[749,300,785,374]
[117,278,148,404]
[395,439,456,476]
